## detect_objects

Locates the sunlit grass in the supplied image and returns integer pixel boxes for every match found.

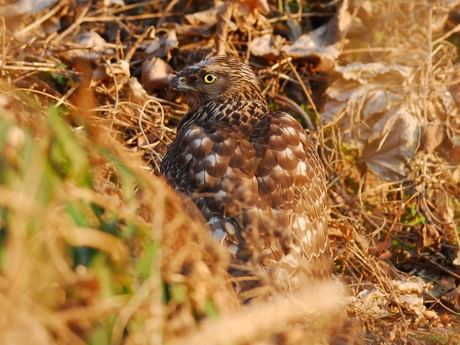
[0,87,236,344]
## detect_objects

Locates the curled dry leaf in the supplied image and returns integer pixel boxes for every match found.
[236,0,270,16]
[75,32,115,55]
[416,224,441,254]
[145,37,162,55]
[126,77,149,106]
[441,285,460,311]
[92,60,130,86]
[250,11,342,65]
[392,280,424,295]
[104,0,125,6]
[282,32,341,62]
[249,34,284,59]
[184,6,219,25]
[141,57,173,93]
[423,121,445,154]
[355,288,390,317]
[337,62,412,84]
[360,106,420,181]
[391,280,426,316]
[322,63,422,180]
[397,294,425,315]
[368,239,392,259]
[146,30,179,58]
[433,189,454,225]
[0,0,57,17]
[452,166,460,184]
[423,310,439,322]
[164,30,179,58]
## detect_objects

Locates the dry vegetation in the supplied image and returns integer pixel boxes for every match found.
[0,0,460,344]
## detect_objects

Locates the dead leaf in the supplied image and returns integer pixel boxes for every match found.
[423,309,438,321]
[249,34,284,59]
[441,285,460,311]
[282,30,341,62]
[104,0,125,6]
[369,239,392,257]
[376,250,392,260]
[337,0,352,33]
[92,60,130,86]
[433,189,454,225]
[451,166,460,183]
[359,106,420,181]
[423,121,445,154]
[392,280,424,294]
[0,0,57,17]
[145,37,162,55]
[337,62,412,85]
[75,32,115,55]
[416,224,441,254]
[184,6,218,25]
[236,0,270,16]
[126,77,149,105]
[397,294,425,315]
[164,30,179,58]
[141,57,173,93]
[144,29,179,58]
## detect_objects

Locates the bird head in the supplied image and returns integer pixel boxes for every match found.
[169,55,263,109]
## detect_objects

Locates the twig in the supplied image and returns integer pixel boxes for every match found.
[52,4,90,42]
[281,51,320,129]
[274,94,314,131]
[433,22,460,46]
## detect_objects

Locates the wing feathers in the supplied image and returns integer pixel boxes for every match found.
[162,99,331,284]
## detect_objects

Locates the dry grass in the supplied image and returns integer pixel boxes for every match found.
[0,0,460,344]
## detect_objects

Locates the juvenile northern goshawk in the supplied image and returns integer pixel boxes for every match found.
[161,55,331,287]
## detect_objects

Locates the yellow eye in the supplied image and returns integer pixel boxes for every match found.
[203,73,217,84]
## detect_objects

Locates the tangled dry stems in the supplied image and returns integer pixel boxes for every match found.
[0,0,459,344]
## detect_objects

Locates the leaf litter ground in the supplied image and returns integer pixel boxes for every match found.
[0,0,459,344]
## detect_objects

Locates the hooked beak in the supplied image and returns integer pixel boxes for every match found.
[168,74,197,92]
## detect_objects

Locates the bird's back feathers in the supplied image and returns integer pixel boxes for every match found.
[161,56,331,288]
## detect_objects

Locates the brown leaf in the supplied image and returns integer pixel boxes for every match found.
[126,77,149,105]
[422,121,445,154]
[236,0,270,16]
[376,250,392,260]
[441,285,460,311]
[141,57,173,93]
[281,32,341,62]
[75,31,114,55]
[433,189,454,225]
[184,7,218,25]
[249,34,283,59]
[416,224,441,254]
[369,239,392,259]
[359,106,420,181]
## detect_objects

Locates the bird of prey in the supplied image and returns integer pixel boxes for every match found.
[161,55,331,288]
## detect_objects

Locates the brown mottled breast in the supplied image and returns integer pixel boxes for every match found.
[161,55,331,288]
[161,100,331,285]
